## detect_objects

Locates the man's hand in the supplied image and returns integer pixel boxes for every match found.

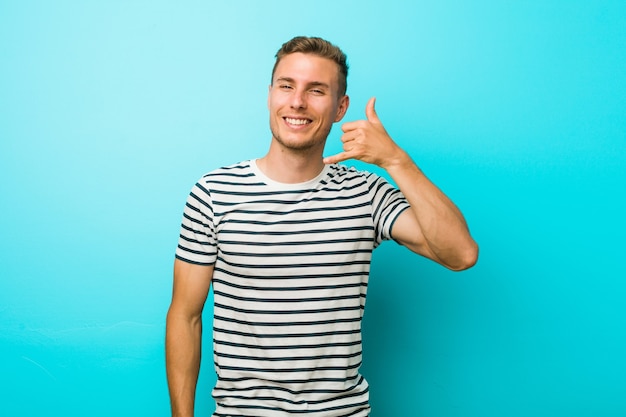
[324,97,408,169]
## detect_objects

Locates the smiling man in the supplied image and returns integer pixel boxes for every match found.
[267,51,348,154]
[166,36,478,417]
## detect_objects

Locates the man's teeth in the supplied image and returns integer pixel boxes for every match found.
[285,117,311,125]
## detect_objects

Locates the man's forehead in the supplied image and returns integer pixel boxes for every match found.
[273,53,340,84]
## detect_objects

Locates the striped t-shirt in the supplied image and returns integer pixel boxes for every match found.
[175,159,410,417]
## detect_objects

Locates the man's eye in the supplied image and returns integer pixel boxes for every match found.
[279,85,293,90]
[311,89,324,95]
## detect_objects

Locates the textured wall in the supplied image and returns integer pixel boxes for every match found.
[1,1,624,416]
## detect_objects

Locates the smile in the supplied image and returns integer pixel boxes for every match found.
[284,117,312,126]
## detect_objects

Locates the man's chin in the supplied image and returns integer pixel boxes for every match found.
[277,138,326,153]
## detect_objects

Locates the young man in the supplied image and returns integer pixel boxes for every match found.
[166,36,478,417]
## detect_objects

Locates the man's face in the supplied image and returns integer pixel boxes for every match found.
[268,52,349,153]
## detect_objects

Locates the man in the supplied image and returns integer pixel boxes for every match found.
[166,36,478,417]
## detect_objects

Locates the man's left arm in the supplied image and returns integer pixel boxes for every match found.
[324,97,478,271]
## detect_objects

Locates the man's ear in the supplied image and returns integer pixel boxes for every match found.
[267,85,272,109]
[334,95,350,122]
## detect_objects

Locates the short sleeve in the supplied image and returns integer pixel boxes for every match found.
[366,173,411,246]
[175,180,218,265]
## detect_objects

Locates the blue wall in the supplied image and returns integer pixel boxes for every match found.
[1,1,624,416]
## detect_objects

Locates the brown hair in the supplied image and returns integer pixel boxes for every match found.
[271,36,349,96]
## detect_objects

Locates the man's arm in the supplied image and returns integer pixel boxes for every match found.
[324,97,478,271]
[384,157,478,270]
[166,259,214,417]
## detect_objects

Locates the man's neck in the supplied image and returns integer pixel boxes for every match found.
[256,142,326,184]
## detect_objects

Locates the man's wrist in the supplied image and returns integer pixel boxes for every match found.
[382,149,414,173]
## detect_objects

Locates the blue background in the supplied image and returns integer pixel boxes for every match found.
[1,1,625,416]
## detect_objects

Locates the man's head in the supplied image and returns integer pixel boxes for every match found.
[267,36,350,155]
[271,36,349,97]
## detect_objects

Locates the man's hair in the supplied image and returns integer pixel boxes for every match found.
[271,36,349,96]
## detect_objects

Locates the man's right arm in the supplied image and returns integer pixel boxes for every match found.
[166,259,214,417]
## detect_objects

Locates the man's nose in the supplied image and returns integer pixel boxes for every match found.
[290,89,307,109]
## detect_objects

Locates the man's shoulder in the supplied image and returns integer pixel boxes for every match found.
[203,160,252,176]
[327,163,382,183]
[197,160,255,183]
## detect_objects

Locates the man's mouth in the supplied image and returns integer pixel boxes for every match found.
[284,117,312,126]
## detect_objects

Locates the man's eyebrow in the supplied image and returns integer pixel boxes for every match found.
[308,81,330,89]
[274,77,330,89]
[275,76,295,84]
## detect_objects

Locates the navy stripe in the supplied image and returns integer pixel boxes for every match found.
[212,279,365,292]
[217,225,374,236]
[213,266,368,280]
[214,314,361,328]
[214,339,361,350]
[218,248,371,257]
[214,327,361,339]
[214,399,369,415]
[213,290,364,303]
[213,385,368,406]
[215,350,362,362]
[218,237,373,246]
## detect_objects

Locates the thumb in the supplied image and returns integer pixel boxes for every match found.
[365,97,380,123]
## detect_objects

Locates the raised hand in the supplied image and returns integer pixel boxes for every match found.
[323,97,406,169]
[323,98,478,270]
